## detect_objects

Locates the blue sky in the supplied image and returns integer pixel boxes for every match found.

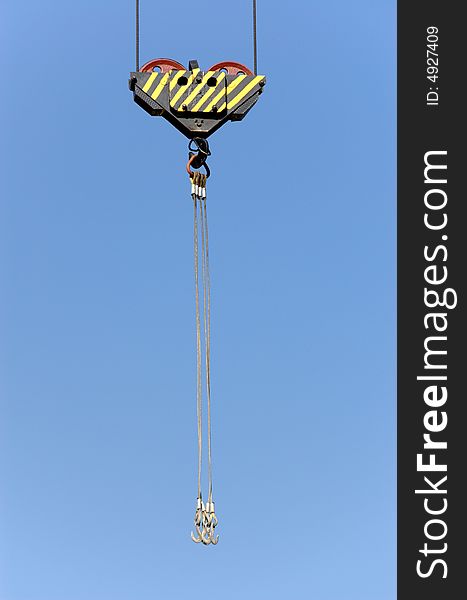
[1,1,396,598]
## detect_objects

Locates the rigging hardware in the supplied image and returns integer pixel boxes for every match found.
[129,58,266,139]
[187,138,211,174]
[129,1,265,546]
[253,0,258,74]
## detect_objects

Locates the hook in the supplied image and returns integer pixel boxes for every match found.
[186,138,211,179]
[186,153,211,179]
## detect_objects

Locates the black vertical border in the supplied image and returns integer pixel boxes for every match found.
[398,3,465,599]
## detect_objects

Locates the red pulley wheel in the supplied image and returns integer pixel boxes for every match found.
[208,61,253,76]
[139,58,185,73]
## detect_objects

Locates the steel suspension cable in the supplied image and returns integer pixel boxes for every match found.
[200,197,213,501]
[136,1,257,74]
[253,0,258,74]
[193,197,203,500]
[136,0,140,71]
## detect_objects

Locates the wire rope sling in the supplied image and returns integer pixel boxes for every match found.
[128,1,266,545]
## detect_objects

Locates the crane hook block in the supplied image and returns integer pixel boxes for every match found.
[128,59,266,139]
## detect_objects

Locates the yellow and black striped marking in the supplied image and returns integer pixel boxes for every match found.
[136,69,265,114]
[169,69,226,113]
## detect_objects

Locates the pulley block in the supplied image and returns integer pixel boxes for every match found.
[128,58,266,139]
